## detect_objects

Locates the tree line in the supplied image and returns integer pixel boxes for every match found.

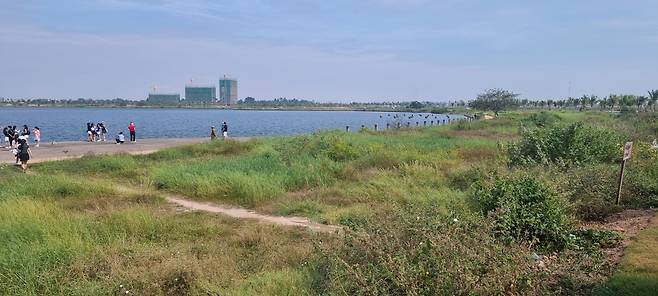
[469,89,658,115]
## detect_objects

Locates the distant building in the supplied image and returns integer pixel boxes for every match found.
[185,85,216,103]
[147,93,180,104]
[219,76,238,105]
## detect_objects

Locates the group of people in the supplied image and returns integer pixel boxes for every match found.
[3,125,40,173]
[86,122,109,142]
[3,125,41,148]
[115,122,136,144]
[84,121,137,144]
[210,122,229,140]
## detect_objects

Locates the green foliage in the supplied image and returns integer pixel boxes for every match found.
[508,122,621,167]
[523,111,562,127]
[314,205,542,295]
[468,88,520,115]
[554,165,621,221]
[571,229,623,250]
[624,142,658,207]
[472,173,573,251]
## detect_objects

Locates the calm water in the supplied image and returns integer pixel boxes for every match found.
[0,107,460,142]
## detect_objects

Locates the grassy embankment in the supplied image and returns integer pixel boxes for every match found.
[0,110,657,295]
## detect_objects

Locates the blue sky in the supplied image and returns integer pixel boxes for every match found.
[1,0,657,101]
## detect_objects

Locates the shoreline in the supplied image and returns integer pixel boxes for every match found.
[0,104,468,114]
[0,137,250,164]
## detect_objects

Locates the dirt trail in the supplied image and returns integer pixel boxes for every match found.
[165,194,342,233]
[117,185,341,233]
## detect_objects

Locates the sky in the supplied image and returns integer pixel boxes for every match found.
[1,0,657,102]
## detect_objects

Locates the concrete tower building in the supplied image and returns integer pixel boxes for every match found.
[147,93,180,103]
[184,82,216,103]
[219,75,238,105]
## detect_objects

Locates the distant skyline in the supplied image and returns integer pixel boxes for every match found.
[1,0,657,102]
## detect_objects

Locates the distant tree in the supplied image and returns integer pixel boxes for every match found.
[588,95,597,109]
[648,90,658,112]
[608,95,620,111]
[468,88,520,116]
[637,96,648,112]
[244,97,256,103]
[408,101,424,109]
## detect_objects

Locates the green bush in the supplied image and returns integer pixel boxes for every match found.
[554,165,621,221]
[523,111,562,127]
[472,173,573,251]
[313,205,542,295]
[624,142,658,207]
[508,122,621,167]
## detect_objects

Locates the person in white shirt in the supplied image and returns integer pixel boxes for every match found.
[115,132,125,144]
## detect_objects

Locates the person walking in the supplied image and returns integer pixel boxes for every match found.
[221,122,228,140]
[99,122,108,141]
[128,122,136,142]
[2,126,9,148]
[86,122,93,142]
[210,126,217,140]
[33,127,41,147]
[17,138,32,173]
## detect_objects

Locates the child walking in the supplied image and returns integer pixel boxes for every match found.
[33,127,41,147]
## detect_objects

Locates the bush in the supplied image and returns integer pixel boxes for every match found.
[313,205,543,295]
[623,142,658,207]
[472,173,573,251]
[508,122,621,167]
[523,111,562,127]
[554,165,621,221]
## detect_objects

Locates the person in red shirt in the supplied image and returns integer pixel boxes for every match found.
[128,122,136,142]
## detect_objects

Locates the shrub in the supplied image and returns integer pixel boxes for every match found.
[472,173,573,251]
[623,142,658,207]
[554,165,621,221]
[571,229,622,250]
[447,166,487,191]
[523,111,562,127]
[508,122,621,167]
[313,205,543,295]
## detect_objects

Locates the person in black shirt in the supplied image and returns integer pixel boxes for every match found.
[221,122,228,140]
[2,126,9,148]
[8,126,17,148]
[17,138,32,173]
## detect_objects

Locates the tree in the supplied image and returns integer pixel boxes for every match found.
[468,88,520,116]
[408,101,424,109]
[579,95,589,111]
[648,90,658,112]
[588,95,597,109]
[637,96,648,112]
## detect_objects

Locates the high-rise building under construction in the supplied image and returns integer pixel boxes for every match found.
[219,76,238,105]
[184,84,216,103]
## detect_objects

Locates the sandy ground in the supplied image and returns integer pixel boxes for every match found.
[0,137,248,164]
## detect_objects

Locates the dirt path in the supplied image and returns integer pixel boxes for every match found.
[166,194,342,233]
[117,185,341,233]
[581,209,656,265]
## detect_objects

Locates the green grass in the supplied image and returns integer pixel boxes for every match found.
[1,110,657,295]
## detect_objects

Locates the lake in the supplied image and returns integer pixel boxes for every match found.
[0,107,460,142]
